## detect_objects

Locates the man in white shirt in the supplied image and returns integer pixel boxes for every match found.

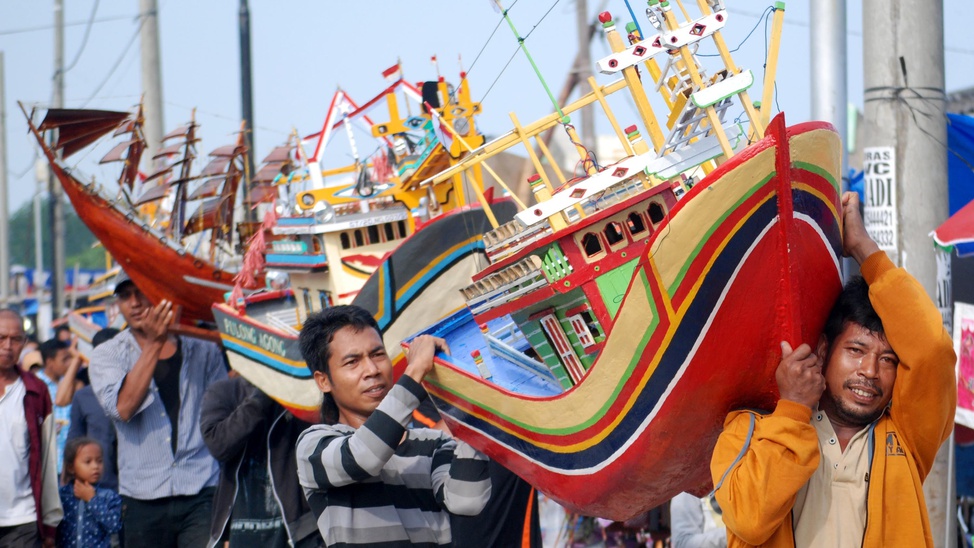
[0,309,62,547]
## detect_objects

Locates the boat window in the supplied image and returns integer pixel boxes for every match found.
[604,222,625,248]
[397,220,408,238]
[567,313,597,348]
[626,212,646,235]
[302,288,313,314]
[318,290,332,311]
[648,202,666,225]
[581,232,603,258]
[354,230,364,247]
[340,233,351,250]
[312,236,322,253]
[384,223,395,241]
[581,310,603,339]
[367,225,380,244]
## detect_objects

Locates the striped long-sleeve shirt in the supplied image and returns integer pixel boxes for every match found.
[296,375,491,547]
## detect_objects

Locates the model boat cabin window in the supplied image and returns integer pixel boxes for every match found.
[648,202,666,225]
[581,232,604,259]
[627,212,647,236]
[604,222,625,249]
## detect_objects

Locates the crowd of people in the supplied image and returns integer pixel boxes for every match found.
[0,194,957,547]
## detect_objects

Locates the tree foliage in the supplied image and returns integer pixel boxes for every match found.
[8,196,105,270]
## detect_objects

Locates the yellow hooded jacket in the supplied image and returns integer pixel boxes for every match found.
[710,252,956,547]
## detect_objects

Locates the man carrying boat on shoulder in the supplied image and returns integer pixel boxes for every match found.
[295,305,491,547]
[710,192,956,547]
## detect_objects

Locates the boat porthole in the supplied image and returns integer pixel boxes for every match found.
[212,270,222,280]
[594,266,600,272]
[160,236,167,246]
[621,252,627,258]
[193,259,204,269]
[141,224,150,232]
[177,248,186,256]
[563,281,571,287]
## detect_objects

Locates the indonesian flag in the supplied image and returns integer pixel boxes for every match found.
[425,102,454,153]
[382,62,402,82]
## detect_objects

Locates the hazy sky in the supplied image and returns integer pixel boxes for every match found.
[2,1,973,213]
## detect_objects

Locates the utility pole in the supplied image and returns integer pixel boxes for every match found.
[576,0,595,152]
[239,0,254,221]
[861,0,953,546]
[50,0,66,318]
[0,52,8,305]
[809,1,847,179]
[140,0,164,184]
[810,0,852,277]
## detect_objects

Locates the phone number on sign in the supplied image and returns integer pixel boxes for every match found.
[866,228,895,249]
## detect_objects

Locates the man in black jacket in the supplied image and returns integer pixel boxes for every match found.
[199,376,321,548]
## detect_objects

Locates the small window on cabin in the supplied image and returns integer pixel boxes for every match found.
[397,220,408,238]
[581,232,603,257]
[648,202,666,225]
[581,310,603,339]
[312,237,322,253]
[302,289,314,313]
[319,290,332,311]
[340,233,351,250]
[604,222,625,248]
[354,230,364,247]
[367,225,380,244]
[384,223,395,241]
[627,212,646,235]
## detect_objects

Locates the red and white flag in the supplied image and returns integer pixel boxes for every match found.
[425,101,454,152]
[381,62,402,82]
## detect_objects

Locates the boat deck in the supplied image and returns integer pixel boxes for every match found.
[416,308,563,398]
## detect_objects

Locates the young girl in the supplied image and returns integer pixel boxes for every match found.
[57,437,122,548]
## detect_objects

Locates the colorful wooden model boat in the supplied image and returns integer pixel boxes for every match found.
[22,106,276,328]
[402,2,844,519]
[212,72,518,421]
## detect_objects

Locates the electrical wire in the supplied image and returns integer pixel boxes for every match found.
[0,13,130,36]
[698,6,771,57]
[61,0,100,74]
[479,46,521,105]
[522,0,561,42]
[79,15,144,108]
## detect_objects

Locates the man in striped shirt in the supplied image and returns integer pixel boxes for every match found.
[296,305,491,547]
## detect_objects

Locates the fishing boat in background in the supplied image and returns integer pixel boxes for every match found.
[66,267,126,358]
[21,105,281,330]
[401,2,844,520]
[212,70,522,421]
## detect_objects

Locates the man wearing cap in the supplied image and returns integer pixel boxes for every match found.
[88,272,227,548]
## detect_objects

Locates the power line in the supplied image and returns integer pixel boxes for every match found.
[0,13,131,36]
[79,16,144,108]
[62,0,100,74]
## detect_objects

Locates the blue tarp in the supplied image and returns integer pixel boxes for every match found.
[948,113,974,256]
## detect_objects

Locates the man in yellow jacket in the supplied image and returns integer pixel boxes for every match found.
[710,191,956,547]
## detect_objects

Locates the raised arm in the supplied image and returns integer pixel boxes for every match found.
[53,340,83,407]
[200,378,276,462]
[297,374,428,488]
[431,438,490,516]
[842,191,956,476]
[297,335,450,489]
[711,342,823,545]
[85,490,122,535]
[114,300,172,421]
